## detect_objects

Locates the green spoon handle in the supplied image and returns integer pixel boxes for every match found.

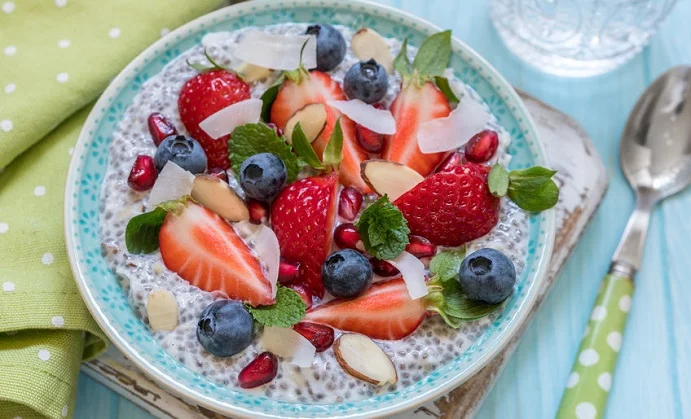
[556,274,634,419]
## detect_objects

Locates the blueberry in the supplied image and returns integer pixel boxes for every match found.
[196,300,254,357]
[343,59,388,104]
[305,24,346,72]
[154,135,207,174]
[322,249,373,298]
[458,248,516,304]
[239,152,287,202]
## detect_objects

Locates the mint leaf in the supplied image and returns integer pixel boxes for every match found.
[355,195,410,260]
[260,73,284,122]
[229,123,300,182]
[394,37,412,78]
[246,286,307,327]
[434,76,459,105]
[424,276,501,327]
[429,247,466,281]
[488,164,509,197]
[125,197,189,254]
[507,166,559,211]
[413,30,451,80]
[292,122,324,170]
[322,117,343,169]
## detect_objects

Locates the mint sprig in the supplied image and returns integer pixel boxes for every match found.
[229,123,301,182]
[355,195,410,260]
[488,164,559,212]
[125,197,189,254]
[259,73,285,122]
[434,76,460,106]
[424,276,501,327]
[246,286,307,327]
[395,31,452,87]
[393,37,412,79]
[322,117,343,170]
[429,247,466,282]
[292,122,324,170]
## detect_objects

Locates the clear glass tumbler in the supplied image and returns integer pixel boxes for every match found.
[489,0,678,77]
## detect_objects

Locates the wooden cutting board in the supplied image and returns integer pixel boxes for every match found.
[80,91,608,419]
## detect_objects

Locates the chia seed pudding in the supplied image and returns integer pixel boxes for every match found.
[99,23,529,403]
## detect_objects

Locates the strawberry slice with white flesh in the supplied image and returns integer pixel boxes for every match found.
[159,202,274,307]
[382,31,454,177]
[270,70,371,192]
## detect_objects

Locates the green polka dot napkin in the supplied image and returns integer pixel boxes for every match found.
[0,1,222,418]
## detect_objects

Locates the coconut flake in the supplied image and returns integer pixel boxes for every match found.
[234,31,317,71]
[387,251,427,299]
[417,98,491,154]
[235,221,279,297]
[148,162,195,207]
[261,326,316,367]
[198,98,262,140]
[327,100,396,134]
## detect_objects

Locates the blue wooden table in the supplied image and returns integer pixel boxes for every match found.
[74,1,691,417]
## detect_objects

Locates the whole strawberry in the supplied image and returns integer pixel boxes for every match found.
[394,163,499,246]
[271,173,339,298]
[178,69,250,170]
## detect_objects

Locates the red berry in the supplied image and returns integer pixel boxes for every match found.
[436,151,464,172]
[334,223,360,250]
[147,113,177,147]
[370,258,400,277]
[266,122,283,137]
[209,168,229,183]
[238,352,278,389]
[405,235,437,258]
[338,187,363,221]
[286,283,312,309]
[293,322,334,352]
[355,125,385,153]
[127,155,158,192]
[464,130,499,163]
[278,261,300,284]
[248,199,269,225]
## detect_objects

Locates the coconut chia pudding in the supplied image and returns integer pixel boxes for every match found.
[99,23,556,404]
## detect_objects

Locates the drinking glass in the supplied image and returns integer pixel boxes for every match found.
[489,0,678,77]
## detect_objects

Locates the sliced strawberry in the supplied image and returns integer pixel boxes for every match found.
[270,71,371,192]
[270,173,339,298]
[382,82,451,176]
[159,202,273,306]
[304,278,427,340]
[178,69,251,170]
[394,163,499,246]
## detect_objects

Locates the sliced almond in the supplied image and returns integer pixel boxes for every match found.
[351,28,395,74]
[191,175,249,222]
[360,160,424,201]
[146,289,179,331]
[334,333,398,385]
[284,103,327,144]
[237,62,273,83]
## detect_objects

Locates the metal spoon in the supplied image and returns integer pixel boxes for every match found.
[557,66,691,419]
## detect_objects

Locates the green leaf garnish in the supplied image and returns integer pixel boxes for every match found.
[260,73,285,122]
[284,38,311,83]
[394,37,412,78]
[246,286,307,327]
[355,195,410,260]
[488,164,509,197]
[292,122,324,170]
[228,123,301,182]
[507,166,559,211]
[429,247,466,282]
[186,48,229,73]
[125,197,189,254]
[434,76,459,105]
[424,276,501,327]
[322,117,343,170]
[412,30,451,81]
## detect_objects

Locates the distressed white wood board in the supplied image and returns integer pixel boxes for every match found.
[80,91,608,419]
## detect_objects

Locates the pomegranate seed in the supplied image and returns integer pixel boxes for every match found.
[248,199,269,224]
[405,235,437,258]
[147,112,177,147]
[266,122,283,137]
[436,151,464,172]
[370,258,400,277]
[334,223,360,250]
[293,322,334,352]
[338,187,363,221]
[355,125,385,153]
[238,352,278,389]
[127,155,158,192]
[209,168,229,183]
[464,129,499,163]
[278,261,300,284]
[286,283,312,309]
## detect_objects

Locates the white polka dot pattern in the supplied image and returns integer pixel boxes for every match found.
[38,349,51,361]
[1,1,14,13]
[34,185,46,196]
[52,316,65,327]
[2,281,15,292]
[42,252,55,265]
[108,28,121,38]
[56,72,69,83]
[1,119,13,132]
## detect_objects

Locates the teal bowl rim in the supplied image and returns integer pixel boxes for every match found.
[64,0,555,417]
